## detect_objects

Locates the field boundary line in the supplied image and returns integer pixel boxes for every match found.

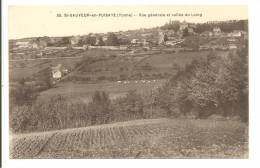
[34,132,58,157]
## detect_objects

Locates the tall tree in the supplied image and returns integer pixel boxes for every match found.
[88,91,112,124]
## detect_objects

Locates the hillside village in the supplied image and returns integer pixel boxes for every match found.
[9,19,248,90]
[10,20,248,51]
[9,19,249,158]
[9,20,248,83]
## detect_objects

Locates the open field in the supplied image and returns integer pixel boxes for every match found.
[9,57,83,81]
[10,118,248,159]
[9,48,126,81]
[136,50,228,68]
[68,50,221,82]
[39,80,166,103]
[9,48,222,83]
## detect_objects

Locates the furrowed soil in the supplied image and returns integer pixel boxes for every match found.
[10,118,248,159]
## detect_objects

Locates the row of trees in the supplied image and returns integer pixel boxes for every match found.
[10,90,149,133]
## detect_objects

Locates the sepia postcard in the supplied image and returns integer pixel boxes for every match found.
[8,5,248,159]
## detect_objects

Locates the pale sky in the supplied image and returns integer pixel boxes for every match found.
[8,5,248,39]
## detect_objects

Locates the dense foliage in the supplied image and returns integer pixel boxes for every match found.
[10,90,151,133]
[157,45,248,121]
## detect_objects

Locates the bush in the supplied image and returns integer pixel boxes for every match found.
[10,82,38,106]
[10,105,36,133]
[113,90,144,121]
[88,91,112,124]
[10,96,91,133]
[10,91,117,133]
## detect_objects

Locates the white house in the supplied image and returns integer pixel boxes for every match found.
[228,30,243,37]
[131,39,139,44]
[52,70,62,79]
[51,64,68,79]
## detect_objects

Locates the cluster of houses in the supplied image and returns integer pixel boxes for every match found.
[199,27,247,50]
[11,20,248,53]
[200,27,248,39]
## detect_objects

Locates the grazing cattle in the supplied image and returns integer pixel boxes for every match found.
[117,81,122,83]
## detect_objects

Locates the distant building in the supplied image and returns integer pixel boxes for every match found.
[213,27,221,36]
[228,44,238,49]
[227,38,237,42]
[165,39,185,46]
[32,42,39,48]
[45,46,67,50]
[70,36,82,46]
[51,64,68,79]
[158,31,167,45]
[31,40,48,49]
[141,33,153,37]
[142,39,150,46]
[179,21,189,31]
[16,41,31,48]
[228,30,243,37]
[102,35,108,42]
[188,27,194,34]
[131,39,139,44]
[201,31,213,37]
